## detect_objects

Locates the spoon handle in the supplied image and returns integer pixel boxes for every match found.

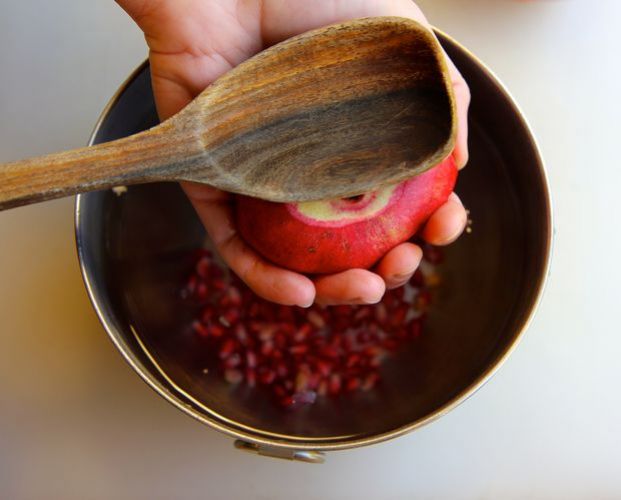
[0,121,202,210]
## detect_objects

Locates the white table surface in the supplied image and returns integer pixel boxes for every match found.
[1,1,619,498]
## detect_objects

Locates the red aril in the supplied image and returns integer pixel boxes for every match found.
[181,243,443,409]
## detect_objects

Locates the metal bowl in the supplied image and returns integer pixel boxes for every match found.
[75,31,552,461]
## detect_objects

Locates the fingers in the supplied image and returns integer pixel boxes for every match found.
[182,182,316,307]
[261,0,429,45]
[374,242,423,289]
[314,269,385,306]
[445,58,471,169]
[182,184,466,307]
[421,193,468,246]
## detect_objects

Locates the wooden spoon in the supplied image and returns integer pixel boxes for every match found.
[0,17,456,210]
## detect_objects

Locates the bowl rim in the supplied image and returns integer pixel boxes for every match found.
[75,28,554,452]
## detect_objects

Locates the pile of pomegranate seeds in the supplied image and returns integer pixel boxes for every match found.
[181,245,441,409]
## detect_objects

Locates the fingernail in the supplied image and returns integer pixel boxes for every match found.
[342,297,364,305]
[298,298,314,308]
[345,295,381,306]
[387,279,409,290]
[362,294,382,305]
[434,228,463,246]
[391,272,412,281]
[449,192,462,204]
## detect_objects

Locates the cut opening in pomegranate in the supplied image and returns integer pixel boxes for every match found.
[343,194,366,203]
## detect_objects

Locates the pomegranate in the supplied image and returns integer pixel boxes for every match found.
[235,157,457,274]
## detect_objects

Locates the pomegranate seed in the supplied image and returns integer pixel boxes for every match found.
[346,353,361,368]
[383,339,398,351]
[328,374,342,395]
[320,346,339,358]
[342,335,354,351]
[316,360,332,377]
[279,307,296,322]
[294,323,313,343]
[369,354,384,368]
[332,305,351,317]
[361,373,379,391]
[192,320,210,337]
[223,352,241,368]
[224,369,243,384]
[357,331,371,343]
[390,305,409,328]
[274,332,287,349]
[259,370,276,385]
[219,286,242,307]
[219,308,240,327]
[212,279,226,291]
[375,303,387,324]
[248,303,260,318]
[280,396,295,407]
[295,371,309,392]
[209,324,225,338]
[345,377,361,392]
[279,323,296,335]
[307,373,320,390]
[260,340,274,357]
[201,306,217,323]
[276,362,289,378]
[258,324,276,342]
[219,338,236,359]
[181,244,440,409]
[290,344,309,355]
[307,310,326,329]
[246,350,258,369]
[196,256,211,278]
[395,328,409,341]
[234,324,248,344]
[196,282,208,300]
[354,307,372,322]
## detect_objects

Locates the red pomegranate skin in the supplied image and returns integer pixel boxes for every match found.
[235,156,458,274]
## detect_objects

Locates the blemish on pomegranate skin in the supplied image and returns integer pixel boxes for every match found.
[180,245,443,409]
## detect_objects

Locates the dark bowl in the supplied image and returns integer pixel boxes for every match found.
[75,30,552,460]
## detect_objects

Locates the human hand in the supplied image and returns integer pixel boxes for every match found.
[117,0,471,307]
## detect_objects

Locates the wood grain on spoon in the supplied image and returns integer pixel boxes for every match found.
[0,17,456,210]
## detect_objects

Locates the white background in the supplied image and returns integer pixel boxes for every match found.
[1,1,620,498]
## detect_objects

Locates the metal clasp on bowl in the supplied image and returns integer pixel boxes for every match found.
[234,440,325,464]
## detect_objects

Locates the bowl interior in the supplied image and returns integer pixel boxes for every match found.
[77,34,550,445]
